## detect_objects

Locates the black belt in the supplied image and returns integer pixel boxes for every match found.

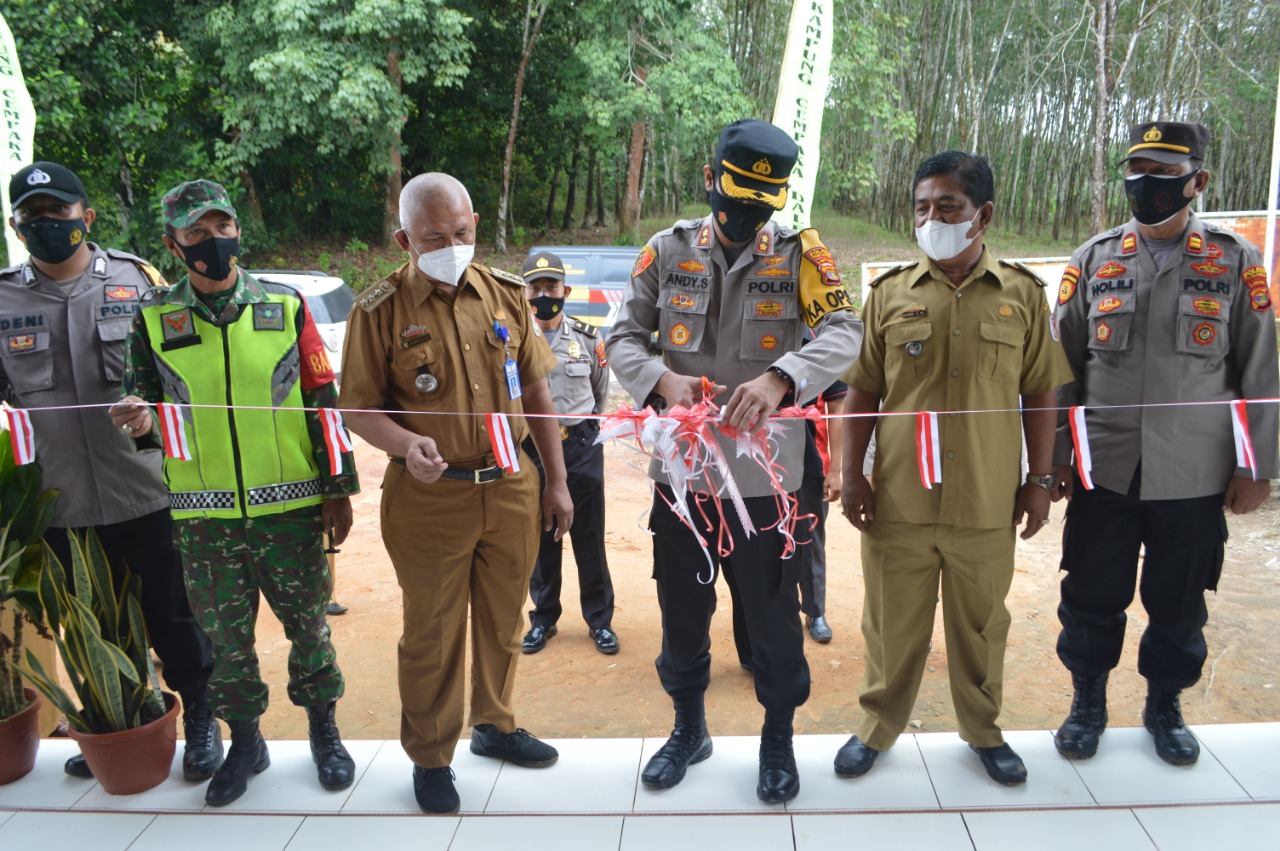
[389,457,504,484]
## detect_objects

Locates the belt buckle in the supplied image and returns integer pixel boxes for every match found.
[475,465,500,484]
[559,425,569,441]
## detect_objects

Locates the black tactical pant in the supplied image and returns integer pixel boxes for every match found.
[1056,474,1227,691]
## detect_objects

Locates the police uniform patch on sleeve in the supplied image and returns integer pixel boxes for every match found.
[595,340,607,368]
[253,302,285,330]
[797,229,854,328]
[632,245,657,277]
[490,266,525,287]
[1058,266,1080,304]
[357,279,396,312]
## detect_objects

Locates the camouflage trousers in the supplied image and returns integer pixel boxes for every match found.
[174,506,343,720]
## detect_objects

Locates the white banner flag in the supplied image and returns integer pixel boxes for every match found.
[771,0,832,233]
[0,13,36,266]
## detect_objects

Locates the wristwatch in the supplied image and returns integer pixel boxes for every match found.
[1025,473,1056,493]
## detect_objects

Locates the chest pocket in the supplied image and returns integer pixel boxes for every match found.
[1086,294,1136,353]
[884,321,933,380]
[978,321,1024,383]
[658,285,709,353]
[0,331,54,394]
[393,336,447,401]
[740,295,799,360]
[97,317,132,383]
[1176,292,1231,358]
[563,359,592,378]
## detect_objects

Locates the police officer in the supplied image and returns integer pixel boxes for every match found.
[1051,121,1279,766]
[111,179,359,806]
[836,151,1072,787]
[606,119,862,804]
[519,251,619,655]
[340,173,571,815]
[0,161,220,783]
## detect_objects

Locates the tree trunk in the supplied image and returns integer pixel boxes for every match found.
[495,1,550,253]
[544,155,562,231]
[384,46,404,242]
[1089,0,1114,235]
[595,157,606,227]
[619,67,647,237]
[561,141,581,231]
[580,148,597,229]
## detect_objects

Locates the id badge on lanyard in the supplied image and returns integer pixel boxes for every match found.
[495,321,522,399]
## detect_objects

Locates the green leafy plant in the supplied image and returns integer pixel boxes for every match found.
[344,237,369,255]
[19,531,165,734]
[0,438,57,720]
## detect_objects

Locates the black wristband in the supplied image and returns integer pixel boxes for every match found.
[767,366,794,387]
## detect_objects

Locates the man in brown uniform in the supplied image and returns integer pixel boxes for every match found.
[340,173,573,814]
[837,151,1073,786]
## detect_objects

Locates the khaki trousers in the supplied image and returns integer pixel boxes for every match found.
[381,461,539,768]
[857,519,1015,750]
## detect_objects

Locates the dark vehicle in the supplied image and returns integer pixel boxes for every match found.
[528,245,641,339]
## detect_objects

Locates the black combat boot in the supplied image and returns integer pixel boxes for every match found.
[1054,672,1108,759]
[1143,688,1200,766]
[181,694,224,781]
[205,717,271,807]
[757,708,799,803]
[640,694,713,789]
[306,702,357,790]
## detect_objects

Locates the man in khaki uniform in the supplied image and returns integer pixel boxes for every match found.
[837,151,1072,786]
[340,173,572,815]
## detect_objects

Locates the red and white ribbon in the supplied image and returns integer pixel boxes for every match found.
[1068,405,1095,491]
[157,402,193,461]
[1230,399,1258,480]
[915,411,942,489]
[486,412,521,474]
[4,407,35,465]
[319,408,354,476]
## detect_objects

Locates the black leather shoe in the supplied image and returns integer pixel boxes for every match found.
[64,754,93,779]
[757,710,799,803]
[590,627,620,654]
[413,765,460,814]
[1055,672,1107,760]
[521,624,557,654]
[182,697,225,781]
[970,742,1027,785]
[325,601,348,616]
[1143,689,1200,766]
[806,615,833,643]
[641,696,712,789]
[307,702,357,790]
[470,724,559,767]
[206,718,271,807]
[834,734,879,777]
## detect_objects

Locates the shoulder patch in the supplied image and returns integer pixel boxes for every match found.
[568,316,598,338]
[357,279,396,312]
[998,259,1048,287]
[868,261,920,289]
[490,266,525,287]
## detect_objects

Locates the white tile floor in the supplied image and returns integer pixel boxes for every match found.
[1,724,1278,850]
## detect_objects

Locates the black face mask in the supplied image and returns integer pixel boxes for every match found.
[17,217,87,264]
[177,236,241,281]
[1125,170,1199,226]
[529,295,565,321]
[708,188,775,244]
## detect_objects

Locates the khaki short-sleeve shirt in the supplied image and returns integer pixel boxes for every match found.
[339,261,557,466]
[848,250,1073,528]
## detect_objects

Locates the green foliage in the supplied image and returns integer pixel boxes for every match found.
[18,531,165,735]
[344,237,369,255]
[316,251,333,272]
[0,438,57,719]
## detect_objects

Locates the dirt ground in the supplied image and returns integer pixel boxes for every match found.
[251,437,1280,743]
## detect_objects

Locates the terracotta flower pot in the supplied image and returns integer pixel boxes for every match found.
[68,691,179,795]
[0,687,43,785]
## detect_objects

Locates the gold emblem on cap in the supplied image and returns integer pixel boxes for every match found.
[752,159,772,176]
[1143,126,1163,142]
[536,257,549,268]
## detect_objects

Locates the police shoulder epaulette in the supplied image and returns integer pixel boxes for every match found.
[356,278,396,312]
[0,262,23,277]
[868,261,919,288]
[998,259,1048,287]
[568,316,598,338]
[490,266,525,287]
[105,248,169,288]
[1202,221,1244,243]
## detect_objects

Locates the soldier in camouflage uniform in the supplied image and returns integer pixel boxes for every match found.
[111,180,360,807]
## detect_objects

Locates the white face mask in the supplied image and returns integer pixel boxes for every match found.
[412,243,474,285]
[914,212,981,262]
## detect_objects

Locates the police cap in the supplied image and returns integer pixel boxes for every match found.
[1122,121,1209,166]
[9,161,87,209]
[522,251,566,283]
[713,120,798,211]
